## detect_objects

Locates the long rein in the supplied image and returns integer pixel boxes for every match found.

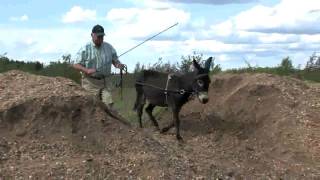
[135,73,209,96]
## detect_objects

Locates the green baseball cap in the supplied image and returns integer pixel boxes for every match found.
[92,24,105,36]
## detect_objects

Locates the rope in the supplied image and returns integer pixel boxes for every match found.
[135,82,190,95]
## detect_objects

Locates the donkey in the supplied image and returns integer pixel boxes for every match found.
[133,57,212,141]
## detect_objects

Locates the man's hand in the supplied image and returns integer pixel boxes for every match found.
[86,68,96,75]
[118,64,127,70]
[72,64,95,75]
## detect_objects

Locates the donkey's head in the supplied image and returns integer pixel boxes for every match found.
[191,57,212,104]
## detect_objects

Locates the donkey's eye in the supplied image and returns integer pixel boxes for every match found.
[197,79,204,87]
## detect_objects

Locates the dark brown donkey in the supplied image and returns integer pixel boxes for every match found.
[133,57,212,140]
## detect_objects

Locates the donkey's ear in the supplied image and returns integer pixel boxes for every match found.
[205,57,213,71]
[192,58,201,70]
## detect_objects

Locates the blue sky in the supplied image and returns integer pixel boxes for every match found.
[1,0,319,72]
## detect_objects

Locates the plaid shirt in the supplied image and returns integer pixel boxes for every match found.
[75,41,121,76]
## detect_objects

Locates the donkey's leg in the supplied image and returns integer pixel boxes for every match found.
[137,103,144,128]
[134,87,145,128]
[145,104,160,131]
[160,106,174,133]
[172,107,183,141]
[160,122,174,133]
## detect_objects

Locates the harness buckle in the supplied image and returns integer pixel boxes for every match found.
[179,89,186,94]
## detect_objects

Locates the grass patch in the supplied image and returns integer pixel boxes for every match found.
[112,87,169,126]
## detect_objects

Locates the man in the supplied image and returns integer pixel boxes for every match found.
[73,24,126,108]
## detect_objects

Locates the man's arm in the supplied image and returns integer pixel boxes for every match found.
[110,45,125,69]
[112,58,123,69]
[72,46,96,75]
[72,63,96,75]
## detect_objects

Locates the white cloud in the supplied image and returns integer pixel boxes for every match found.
[231,0,320,34]
[217,54,230,62]
[206,0,320,50]
[128,0,172,8]
[257,33,299,44]
[154,0,256,5]
[106,3,190,39]
[2,0,319,70]
[200,0,320,62]
[184,39,230,53]
[10,14,29,21]
[210,20,233,37]
[0,27,89,62]
[62,6,96,23]
[104,0,320,68]
[106,8,140,24]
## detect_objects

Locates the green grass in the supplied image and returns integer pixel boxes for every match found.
[112,87,137,122]
[111,87,168,126]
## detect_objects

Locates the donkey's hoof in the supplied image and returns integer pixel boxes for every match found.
[176,135,183,141]
[153,126,160,131]
[160,128,169,134]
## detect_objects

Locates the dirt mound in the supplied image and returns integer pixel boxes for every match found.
[176,73,320,178]
[0,71,195,179]
[0,71,319,179]
[0,70,123,146]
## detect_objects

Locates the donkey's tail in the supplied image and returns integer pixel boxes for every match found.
[133,101,138,111]
[133,82,143,111]
[133,82,140,111]
[133,88,138,111]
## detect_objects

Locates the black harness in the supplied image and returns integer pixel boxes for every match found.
[135,73,208,97]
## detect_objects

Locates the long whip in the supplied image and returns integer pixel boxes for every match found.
[118,22,178,57]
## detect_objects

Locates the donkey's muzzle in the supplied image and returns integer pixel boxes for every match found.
[198,92,209,104]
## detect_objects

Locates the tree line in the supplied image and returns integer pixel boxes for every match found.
[0,54,81,83]
[133,52,222,74]
[1,52,319,83]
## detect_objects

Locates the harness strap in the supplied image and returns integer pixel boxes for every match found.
[134,72,210,98]
[164,74,173,104]
[135,81,198,104]
[135,81,192,95]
